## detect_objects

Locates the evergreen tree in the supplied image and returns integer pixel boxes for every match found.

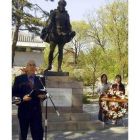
[12,0,53,67]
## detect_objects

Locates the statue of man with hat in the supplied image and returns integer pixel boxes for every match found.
[41,0,75,72]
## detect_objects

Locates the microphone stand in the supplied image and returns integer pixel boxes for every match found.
[39,77,60,140]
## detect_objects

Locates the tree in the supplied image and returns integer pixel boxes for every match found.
[86,14,107,51]
[69,0,128,90]
[102,0,128,79]
[77,46,110,91]
[66,21,90,66]
[85,0,128,79]
[12,0,53,67]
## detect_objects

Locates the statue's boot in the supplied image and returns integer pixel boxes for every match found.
[58,61,62,72]
[46,65,52,71]
[57,67,62,72]
[46,59,52,71]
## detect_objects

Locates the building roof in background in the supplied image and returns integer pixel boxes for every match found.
[12,31,43,43]
[12,31,46,48]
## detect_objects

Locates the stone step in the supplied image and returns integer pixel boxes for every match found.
[12,120,104,133]
[12,112,92,122]
[12,113,104,133]
[46,76,76,82]
[44,71,69,77]
[46,121,104,131]
[43,113,91,122]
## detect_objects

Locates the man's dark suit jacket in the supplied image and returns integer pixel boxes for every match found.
[12,74,45,120]
[112,83,125,94]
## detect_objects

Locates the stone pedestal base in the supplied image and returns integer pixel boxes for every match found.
[42,71,83,113]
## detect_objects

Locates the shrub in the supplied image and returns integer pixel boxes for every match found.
[83,93,90,104]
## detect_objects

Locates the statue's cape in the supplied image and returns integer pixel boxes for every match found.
[40,9,75,44]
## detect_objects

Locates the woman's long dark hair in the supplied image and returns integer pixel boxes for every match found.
[115,74,122,83]
[101,74,108,84]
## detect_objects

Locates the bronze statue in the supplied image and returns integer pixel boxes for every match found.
[41,0,75,72]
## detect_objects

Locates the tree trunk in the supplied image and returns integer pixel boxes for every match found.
[121,63,126,80]
[12,19,20,67]
[74,48,78,65]
[92,68,96,94]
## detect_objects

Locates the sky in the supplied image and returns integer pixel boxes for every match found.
[31,0,114,21]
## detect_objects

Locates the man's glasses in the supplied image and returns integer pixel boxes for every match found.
[28,64,36,67]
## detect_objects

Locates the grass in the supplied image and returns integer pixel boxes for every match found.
[83,93,99,104]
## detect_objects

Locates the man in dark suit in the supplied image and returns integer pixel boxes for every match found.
[12,60,45,140]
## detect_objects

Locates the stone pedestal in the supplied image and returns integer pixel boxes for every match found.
[42,71,83,113]
[38,71,104,131]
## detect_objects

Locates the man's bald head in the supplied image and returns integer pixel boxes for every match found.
[25,60,36,75]
[26,60,36,67]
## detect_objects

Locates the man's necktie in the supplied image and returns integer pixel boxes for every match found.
[29,76,34,89]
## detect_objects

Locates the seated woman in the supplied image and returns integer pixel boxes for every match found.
[97,74,110,123]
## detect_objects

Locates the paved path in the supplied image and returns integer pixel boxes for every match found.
[12,104,128,140]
